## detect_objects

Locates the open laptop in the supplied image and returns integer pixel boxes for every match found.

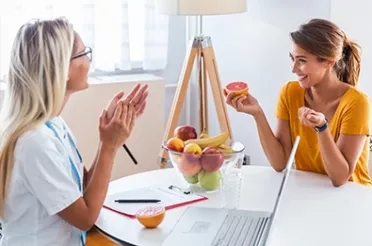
[161,136,300,246]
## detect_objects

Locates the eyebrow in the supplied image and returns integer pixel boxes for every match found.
[289,53,307,59]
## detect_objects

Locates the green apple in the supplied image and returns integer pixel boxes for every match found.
[184,173,199,184]
[198,169,221,190]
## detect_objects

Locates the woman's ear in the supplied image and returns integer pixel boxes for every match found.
[326,60,336,68]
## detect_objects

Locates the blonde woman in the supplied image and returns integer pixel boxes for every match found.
[0,18,148,245]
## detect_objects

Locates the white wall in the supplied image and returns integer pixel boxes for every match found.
[191,0,332,166]
[153,15,188,126]
[330,0,372,98]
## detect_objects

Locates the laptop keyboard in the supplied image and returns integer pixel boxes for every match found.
[211,214,268,246]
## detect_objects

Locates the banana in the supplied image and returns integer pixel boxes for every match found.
[218,143,236,160]
[185,132,229,149]
[199,129,209,139]
[218,144,234,153]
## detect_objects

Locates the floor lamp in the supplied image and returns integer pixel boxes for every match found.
[155,0,247,168]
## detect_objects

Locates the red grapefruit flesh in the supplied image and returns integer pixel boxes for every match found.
[224,81,248,97]
[136,205,166,228]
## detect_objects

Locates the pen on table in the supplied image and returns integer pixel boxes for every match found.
[114,199,161,203]
[122,144,138,165]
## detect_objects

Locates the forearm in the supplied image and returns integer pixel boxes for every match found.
[317,129,350,186]
[254,110,287,171]
[83,143,116,222]
[84,145,101,190]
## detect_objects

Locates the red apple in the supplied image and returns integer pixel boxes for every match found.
[174,125,197,141]
[200,147,224,172]
[177,156,201,176]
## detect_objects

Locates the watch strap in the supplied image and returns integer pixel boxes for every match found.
[313,118,328,133]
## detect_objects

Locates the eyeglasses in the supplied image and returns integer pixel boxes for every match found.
[71,46,92,62]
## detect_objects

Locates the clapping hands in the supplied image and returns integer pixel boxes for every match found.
[106,84,149,121]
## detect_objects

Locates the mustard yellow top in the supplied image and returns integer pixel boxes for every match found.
[275,81,372,186]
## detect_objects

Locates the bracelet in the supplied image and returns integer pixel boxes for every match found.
[313,118,328,133]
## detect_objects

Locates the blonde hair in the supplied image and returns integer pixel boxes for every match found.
[0,17,75,217]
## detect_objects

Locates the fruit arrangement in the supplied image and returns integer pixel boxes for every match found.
[164,125,237,192]
[223,81,249,97]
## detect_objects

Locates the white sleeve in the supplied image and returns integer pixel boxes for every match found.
[20,136,82,216]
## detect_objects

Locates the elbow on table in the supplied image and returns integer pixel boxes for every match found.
[330,178,347,188]
[61,212,97,232]
[330,171,353,187]
[271,164,286,173]
[76,217,96,232]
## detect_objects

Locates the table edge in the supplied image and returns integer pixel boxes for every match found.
[94,225,138,246]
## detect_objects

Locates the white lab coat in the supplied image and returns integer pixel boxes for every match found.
[0,116,85,246]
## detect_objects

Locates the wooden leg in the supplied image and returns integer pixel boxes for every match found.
[199,48,209,137]
[202,53,209,136]
[202,38,233,140]
[197,43,203,135]
[158,38,198,168]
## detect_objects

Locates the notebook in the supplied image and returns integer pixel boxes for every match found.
[103,185,208,218]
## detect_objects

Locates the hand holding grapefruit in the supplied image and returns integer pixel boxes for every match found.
[224,81,262,116]
[223,81,249,97]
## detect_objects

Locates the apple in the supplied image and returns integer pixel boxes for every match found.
[174,125,197,141]
[165,137,184,152]
[176,143,202,176]
[184,173,199,184]
[200,147,224,172]
[198,169,221,191]
[183,143,202,162]
[177,156,201,176]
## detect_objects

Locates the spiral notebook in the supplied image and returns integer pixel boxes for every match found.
[103,185,208,219]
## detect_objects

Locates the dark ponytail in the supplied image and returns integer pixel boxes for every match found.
[335,36,361,87]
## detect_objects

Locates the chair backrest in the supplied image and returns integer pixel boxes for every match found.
[368,150,372,179]
[369,135,372,178]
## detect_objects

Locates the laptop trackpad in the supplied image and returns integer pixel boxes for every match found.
[187,221,212,233]
[161,207,228,246]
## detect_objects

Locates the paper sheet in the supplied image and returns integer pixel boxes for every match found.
[103,185,208,218]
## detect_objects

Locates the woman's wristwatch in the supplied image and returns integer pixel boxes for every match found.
[313,118,328,133]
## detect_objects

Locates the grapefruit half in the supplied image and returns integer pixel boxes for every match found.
[223,81,249,97]
[135,205,166,228]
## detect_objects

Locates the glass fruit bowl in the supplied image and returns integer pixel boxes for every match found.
[162,138,245,193]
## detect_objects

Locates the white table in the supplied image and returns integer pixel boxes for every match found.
[95,166,372,246]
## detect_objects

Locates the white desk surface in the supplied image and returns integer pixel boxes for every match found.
[95,166,372,246]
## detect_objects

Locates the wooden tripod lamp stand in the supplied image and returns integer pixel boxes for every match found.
[154,0,247,168]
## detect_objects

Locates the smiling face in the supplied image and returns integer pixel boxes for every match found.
[66,32,91,93]
[289,43,334,88]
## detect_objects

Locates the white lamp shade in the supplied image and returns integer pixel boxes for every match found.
[155,0,247,16]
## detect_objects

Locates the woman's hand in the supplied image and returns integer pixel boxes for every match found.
[106,84,148,120]
[225,92,262,116]
[99,101,136,150]
[298,106,326,127]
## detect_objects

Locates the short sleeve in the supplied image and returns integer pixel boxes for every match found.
[275,83,290,120]
[340,94,371,135]
[19,136,82,216]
